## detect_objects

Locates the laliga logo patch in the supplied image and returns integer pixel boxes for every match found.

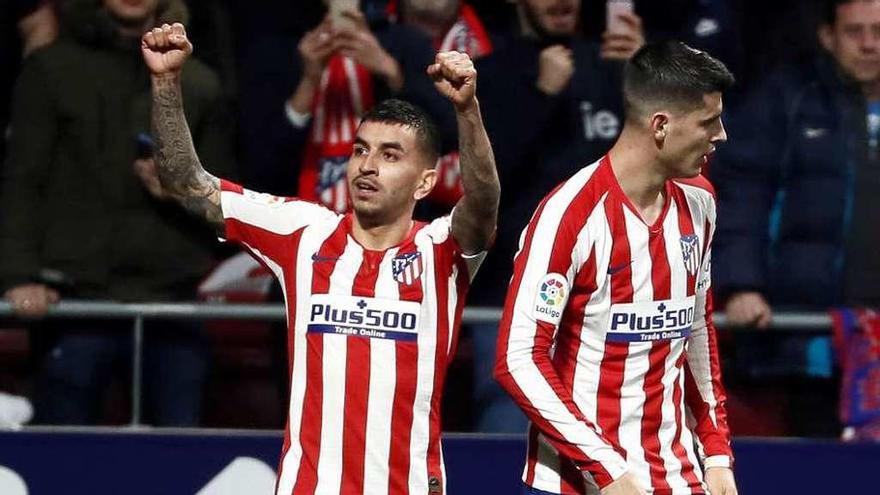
[533,273,569,325]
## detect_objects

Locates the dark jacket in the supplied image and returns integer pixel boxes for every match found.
[0,0,235,300]
[710,54,878,307]
[470,36,624,305]
[237,18,456,196]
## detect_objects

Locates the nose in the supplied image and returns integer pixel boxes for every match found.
[713,121,728,144]
[358,151,379,174]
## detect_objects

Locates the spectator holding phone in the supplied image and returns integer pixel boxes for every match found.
[0,0,234,425]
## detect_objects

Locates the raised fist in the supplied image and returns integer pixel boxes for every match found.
[141,23,193,76]
[537,45,574,96]
[427,51,477,111]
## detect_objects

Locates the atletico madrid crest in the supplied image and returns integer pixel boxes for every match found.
[680,234,700,276]
[393,252,423,285]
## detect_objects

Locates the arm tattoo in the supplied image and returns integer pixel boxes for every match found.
[151,76,224,233]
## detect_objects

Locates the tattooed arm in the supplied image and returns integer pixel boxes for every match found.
[142,23,223,233]
[428,51,500,254]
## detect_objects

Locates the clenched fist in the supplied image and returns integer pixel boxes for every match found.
[427,51,477,112]
[537,45,574,96]
[142,23,193,76]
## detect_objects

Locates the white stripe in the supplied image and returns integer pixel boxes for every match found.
[408,233,439,493]
[313,241,363,494]
[276,226,327,494]
[221,189,337,236]
[619,206,652,487]
[362,249,401,494]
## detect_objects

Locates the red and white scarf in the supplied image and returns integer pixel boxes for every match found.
[298,56,375,213]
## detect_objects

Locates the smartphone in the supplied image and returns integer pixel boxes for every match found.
[606,0,634,34]
[329,0,358,30]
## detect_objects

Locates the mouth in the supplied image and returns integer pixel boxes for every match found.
[352,178,379,199]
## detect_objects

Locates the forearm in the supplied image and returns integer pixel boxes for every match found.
[452,99,500,253]
[151,74,223,231]
[287,75,319,116]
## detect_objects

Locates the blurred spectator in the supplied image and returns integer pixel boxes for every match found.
[1,1,58,160]
[579,0,744,91]
[468,0,643,432]
[712,0,880,434]
[394,0,495,210]
[0,0,234,425]
[237,2,455,204]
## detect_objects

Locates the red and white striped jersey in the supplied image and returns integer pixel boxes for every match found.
[496,156,733,495]
[219,180,481,495]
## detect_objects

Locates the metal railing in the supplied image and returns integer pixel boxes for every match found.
[0,301,834,426]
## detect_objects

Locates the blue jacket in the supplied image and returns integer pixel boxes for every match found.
[710,55,865,307]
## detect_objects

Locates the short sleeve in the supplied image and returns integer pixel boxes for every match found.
[220,179,338,261]
[423,214,487,281]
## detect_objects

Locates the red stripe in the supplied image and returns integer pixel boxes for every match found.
[271,229,306,491]
[641,228,672,492]
[524,425,540,486]
[553,247,597,403]
[339,251,382,493]
[670,353,702,491]
[389,241,425,493]
[292,221,349,494]
[595,198,632,458]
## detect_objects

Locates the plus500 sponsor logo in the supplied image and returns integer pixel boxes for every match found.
[607,296,695,342]
[310,303,417,330]
[307,294,421,341]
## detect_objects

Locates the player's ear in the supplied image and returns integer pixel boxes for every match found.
[414,168,437,201]
[650,112,669,147]
[818,23,835,53]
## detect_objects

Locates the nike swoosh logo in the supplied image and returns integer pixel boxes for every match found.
[607,261,632,275]
[311,253,340,263]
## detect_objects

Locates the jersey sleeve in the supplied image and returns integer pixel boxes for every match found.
[494,188,628,488]
[685,195,734,469]
[219,179,338,264]
[424,213,487,281]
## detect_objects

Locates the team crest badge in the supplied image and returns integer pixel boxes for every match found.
[392,252,423,285]
[680,234,700,276]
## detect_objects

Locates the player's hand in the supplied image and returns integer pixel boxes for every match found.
[4,283,60,318]
[601,11,644,61]
[705,467,738,495]
[133,158,165,199]
[536,45,574,95]
[334,10,403,91]
[428,51,477,112]
[298,16,336,84]
[142,23,193,77]
[725,291,772,329]
[600,472,647,495]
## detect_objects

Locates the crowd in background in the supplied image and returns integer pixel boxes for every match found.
[1,0,877,439]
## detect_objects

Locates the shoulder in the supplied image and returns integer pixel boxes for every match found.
[672,175,717,218]
[534,159,609,228]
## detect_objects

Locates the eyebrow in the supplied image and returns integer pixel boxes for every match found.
[353,138,405,152]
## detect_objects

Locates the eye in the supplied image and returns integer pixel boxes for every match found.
[353,146,368,156]
[383,151,399,162]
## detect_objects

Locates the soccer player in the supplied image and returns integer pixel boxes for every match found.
[495,42,738,495]
[141,23,499,494]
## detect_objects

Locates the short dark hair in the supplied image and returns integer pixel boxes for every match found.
[360,98,441,166]
[623,41,735,120]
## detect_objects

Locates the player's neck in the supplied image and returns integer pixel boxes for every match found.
[608,130,667,213]
[351,213,414,251]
